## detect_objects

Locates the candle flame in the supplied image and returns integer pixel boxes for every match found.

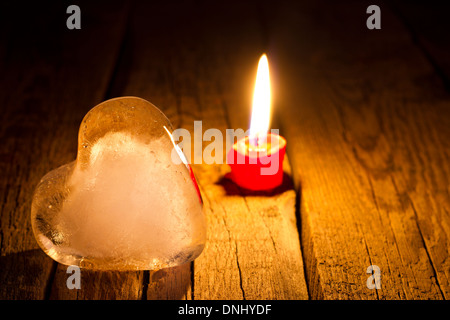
[249,54,271,145]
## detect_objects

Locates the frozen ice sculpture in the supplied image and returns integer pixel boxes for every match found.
[31,97,206,270]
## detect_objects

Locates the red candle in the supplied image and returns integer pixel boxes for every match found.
[227,133,286,190]
[227,54,287,191]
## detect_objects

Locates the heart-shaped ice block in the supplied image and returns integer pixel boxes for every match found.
[31,97,206,270]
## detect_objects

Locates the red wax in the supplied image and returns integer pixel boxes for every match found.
[226,133,286,191]
[188,164,203,204]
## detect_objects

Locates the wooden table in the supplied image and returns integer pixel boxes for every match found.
[0,0,449,300]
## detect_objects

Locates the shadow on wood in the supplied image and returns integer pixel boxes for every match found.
[147,262,192,300]
[49,261,191,300]
[218,172,294,197]
[0,249,55,300]
[49,267,144,300]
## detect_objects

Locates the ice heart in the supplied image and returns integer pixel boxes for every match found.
[31,97,206,270]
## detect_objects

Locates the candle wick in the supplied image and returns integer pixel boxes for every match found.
[250,135,261,147]
[249,133,268,151]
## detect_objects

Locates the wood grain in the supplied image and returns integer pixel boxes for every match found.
[391,1,450,89]
[0,1,135,299]
[1,0,448,300]
[268,0,450,299]
[104,1,309,300]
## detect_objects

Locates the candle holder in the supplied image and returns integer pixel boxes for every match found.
[31,97,206,270]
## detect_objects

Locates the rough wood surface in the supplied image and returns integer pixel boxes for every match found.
[1,0,448,300]
[103,1,309,300]
[1,1,308,300]
[0,1,132,299]
[269,0,450,299]
[391,1,450,89]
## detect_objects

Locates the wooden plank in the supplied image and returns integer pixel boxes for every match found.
[47,2,155,300]
[146,265,192,300]
[93,1,197,300]
[191,4,308,299]
[268,0,450,299]
[0,1,70,300]
[50,269,145,300]
[109,1,308,299]
[0,1,136,299]
[390,1,450,89]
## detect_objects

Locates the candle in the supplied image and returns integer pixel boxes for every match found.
[227,54,287,191]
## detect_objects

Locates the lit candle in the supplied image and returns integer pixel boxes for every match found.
[227,54,287,190]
